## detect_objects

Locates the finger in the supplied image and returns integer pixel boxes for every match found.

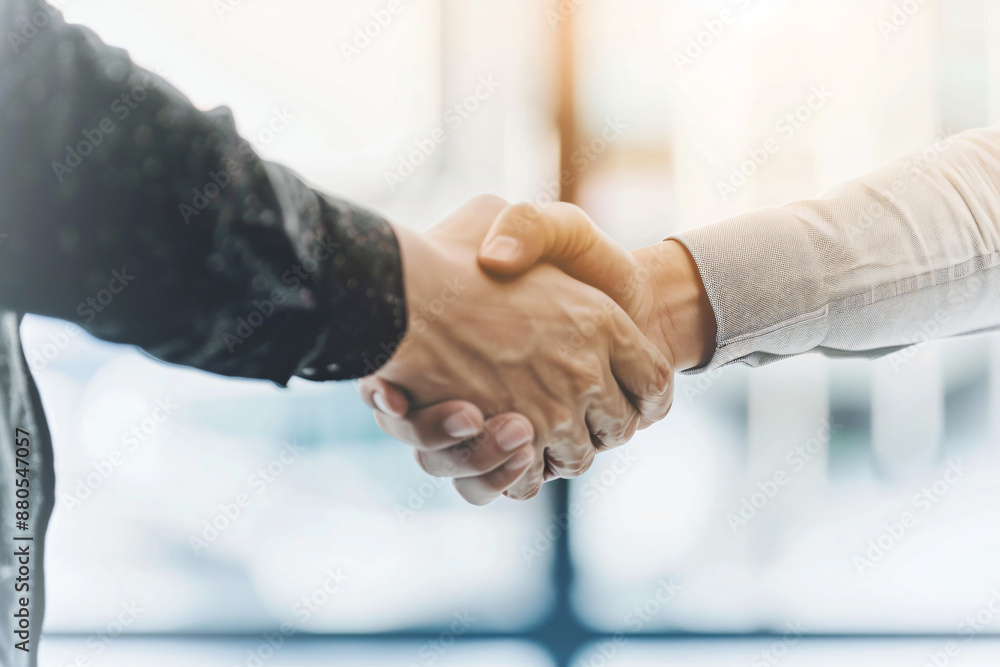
[373,400,485,451]
[358,376,409,418]
[502,446,547,501]
[544,432,598,479]
[606,304,675,426]
[503,477,543,501]
[584,360,643,452]
[478,202,641,317]
[414,414,534,477]
[588,409,641,451]
[453,444,535,506]
[428,194,512,242]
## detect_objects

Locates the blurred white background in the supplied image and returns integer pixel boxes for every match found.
[20,0,1000,665]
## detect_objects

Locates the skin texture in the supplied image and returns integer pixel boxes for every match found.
[478,202,715,372]
[365,196,673,503]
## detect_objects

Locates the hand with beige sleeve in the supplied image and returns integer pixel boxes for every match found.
[368,124,1000,504]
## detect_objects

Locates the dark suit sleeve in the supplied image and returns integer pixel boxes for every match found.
[0,0,407,384]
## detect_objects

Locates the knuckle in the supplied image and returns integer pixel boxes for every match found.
[644,355,673,398]
[547,408,578,436]
[504,467,541,499]
[518,483,543,500]
[544,438,588,476]
[603,413,640,448]
[595,429,624,451]
[647,387,675,418]
[573,358,605,392]
[557,454,595,479]
[504,484,536,501]
[555,202,595,238]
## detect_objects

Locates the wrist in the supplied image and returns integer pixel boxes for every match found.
[632,240,717,372]
[392,223,449,328]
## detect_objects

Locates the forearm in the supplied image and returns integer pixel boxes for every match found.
[0,0,405,383]
[670,125,1000,372]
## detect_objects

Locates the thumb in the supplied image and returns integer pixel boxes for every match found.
[478,202,641,316]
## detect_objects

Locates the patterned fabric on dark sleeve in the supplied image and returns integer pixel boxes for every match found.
[0,0,406,385]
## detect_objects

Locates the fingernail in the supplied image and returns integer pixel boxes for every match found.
[496,419,533,451]
[372,390,391,415]
[442,410,480,439]
[504,446,534,471]
[481,236,521,263]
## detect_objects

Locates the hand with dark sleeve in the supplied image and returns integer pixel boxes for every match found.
[0,0,406,384]
[0,0,675,502]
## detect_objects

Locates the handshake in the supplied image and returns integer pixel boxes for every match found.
[360,195,717,505]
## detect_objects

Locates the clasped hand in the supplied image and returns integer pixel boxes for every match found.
[360,195,715,504]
